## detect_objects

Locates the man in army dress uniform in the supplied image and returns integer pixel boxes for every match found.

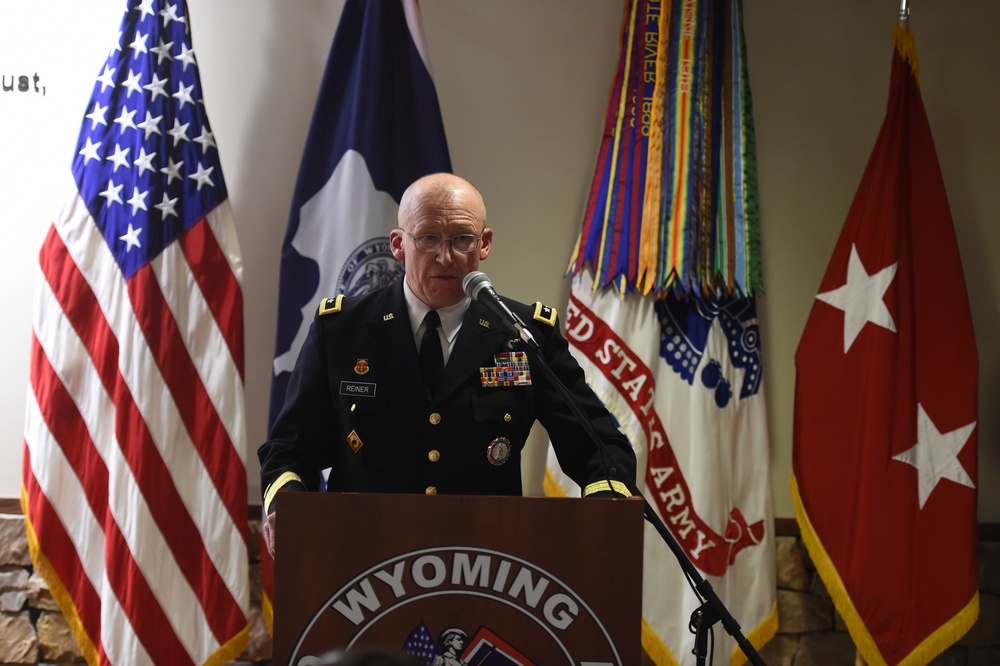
[259,173,636,556]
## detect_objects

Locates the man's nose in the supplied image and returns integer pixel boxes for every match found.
[435,243,455,264]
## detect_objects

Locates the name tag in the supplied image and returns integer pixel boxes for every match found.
[340,381,376,396]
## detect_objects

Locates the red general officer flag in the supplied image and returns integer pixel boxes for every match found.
[792,22,978,666]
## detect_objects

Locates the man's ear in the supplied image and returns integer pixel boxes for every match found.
[479,227,493,260]
[389,229,406,261]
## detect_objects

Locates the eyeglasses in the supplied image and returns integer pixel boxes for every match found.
[399,229,481,254]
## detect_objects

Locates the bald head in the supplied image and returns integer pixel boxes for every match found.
[398,173,487,233]
[389,173,494,309]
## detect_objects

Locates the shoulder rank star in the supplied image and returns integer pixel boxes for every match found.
[532,302,557,326]
[319,295,345,316]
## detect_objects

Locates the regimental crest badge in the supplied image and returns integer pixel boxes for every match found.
[346,430,363,453]
[354,358,370,375]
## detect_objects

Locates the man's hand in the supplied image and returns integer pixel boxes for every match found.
[263,511,277,558]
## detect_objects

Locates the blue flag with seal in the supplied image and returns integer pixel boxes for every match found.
[269,0,451,425]
[262,0,451,632]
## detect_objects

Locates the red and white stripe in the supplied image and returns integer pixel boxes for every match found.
[23,174,249,666]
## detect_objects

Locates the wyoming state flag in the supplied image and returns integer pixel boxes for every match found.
[792,22,979,665]
[269,0,451,425]
[263,0,450,632]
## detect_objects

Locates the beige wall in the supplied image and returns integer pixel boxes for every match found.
[1,1,996,522]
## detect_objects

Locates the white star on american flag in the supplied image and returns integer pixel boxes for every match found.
[96,64,116,92]
[130,30,149,57]
[99,180,124,206]
[119,222,143,250]
[86,101,109,129]
[107,143,130,172]
[79,137,102,164]
[122,68,143,97]
[189,163,215,191]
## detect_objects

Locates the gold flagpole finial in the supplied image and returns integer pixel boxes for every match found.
[898,0,910,21]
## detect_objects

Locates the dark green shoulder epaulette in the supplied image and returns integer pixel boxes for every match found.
[318,295,345,316]
[532,302,557,326]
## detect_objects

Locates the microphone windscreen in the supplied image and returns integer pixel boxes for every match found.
[462,271,490,299]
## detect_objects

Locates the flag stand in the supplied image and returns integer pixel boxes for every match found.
[526,331,768,665]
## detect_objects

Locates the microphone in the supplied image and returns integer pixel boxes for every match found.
[463,271,539,351]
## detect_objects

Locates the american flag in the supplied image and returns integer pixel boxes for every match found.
[21,1,249,664]
[403,620,441,663]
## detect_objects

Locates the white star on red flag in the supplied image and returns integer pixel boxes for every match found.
[893,403,976,509]
[816,244,897,353]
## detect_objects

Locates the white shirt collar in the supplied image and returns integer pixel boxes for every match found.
[402,279,470,347]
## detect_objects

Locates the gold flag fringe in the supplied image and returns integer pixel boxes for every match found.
[791,475,979,666]
[892,21,920,82]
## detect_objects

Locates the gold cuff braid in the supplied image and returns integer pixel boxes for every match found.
[583,479,631,498]
[263,471,304,512]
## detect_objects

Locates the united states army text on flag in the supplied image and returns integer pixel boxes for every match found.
[21,1,249,664]
[792,21,979,665]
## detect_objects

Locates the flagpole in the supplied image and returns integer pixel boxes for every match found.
[898,0,910,21]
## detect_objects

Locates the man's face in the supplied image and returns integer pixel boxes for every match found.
[390,186,493,309]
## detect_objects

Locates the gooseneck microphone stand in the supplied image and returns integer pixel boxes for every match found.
[521,335,767,666]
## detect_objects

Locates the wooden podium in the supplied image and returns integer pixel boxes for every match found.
[274,492,644,665]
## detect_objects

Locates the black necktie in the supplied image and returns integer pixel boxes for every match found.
[419,310,443,392]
